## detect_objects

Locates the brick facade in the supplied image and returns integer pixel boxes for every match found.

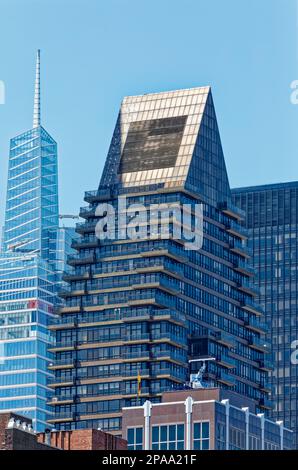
[37,429,127,450]
[0,413,52,450]
[0,412,127,451]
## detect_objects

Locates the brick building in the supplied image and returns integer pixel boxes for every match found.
[122,388,293,450]
[0,413,53,450]
[0,412,126,450]
[37,428,127,450]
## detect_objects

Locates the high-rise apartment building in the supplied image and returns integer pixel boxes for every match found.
[49,87,271,434]
[232,182,298,448]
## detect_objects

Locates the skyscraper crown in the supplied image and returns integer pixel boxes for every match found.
[100,86,231,206]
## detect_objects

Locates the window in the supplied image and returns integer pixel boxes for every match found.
[151,424,184,450]
[193,422,210,450]
[127,427,143,450]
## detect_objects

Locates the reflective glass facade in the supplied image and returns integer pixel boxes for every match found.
[0,252,56,431]
[0,52,74,432]
[3,126,58,258]
[232,182,298,448]
[50,87,270,433]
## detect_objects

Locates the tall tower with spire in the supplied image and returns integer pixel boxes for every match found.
[0,51,60,432]
[33,49,41,128]
[3,50,59,258]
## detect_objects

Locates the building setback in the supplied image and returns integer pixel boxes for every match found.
[232,182,298,448]
[122,388,293,450]
[50,87,271,433]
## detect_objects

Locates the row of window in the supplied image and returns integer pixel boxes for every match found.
[128,422,210,450]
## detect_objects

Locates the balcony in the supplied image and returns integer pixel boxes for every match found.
[123,387,150,397]
[48,394,74,405]
[218,201,245,221]
[234,259,255,277]
[122,350,151,360]
[120,308,152,322]
[258,358,274,371]
[48,358,75,369]
[229,239,252,259]
[237,280,259,297]
[76,221,97,234]
[217,370,236,387]
[241,298,264,316]
[248,336,269,353]
[47,375,74,387]
[225,220,249,240]
[78,334,122,346]
[122,369,150,378]
[244,317,268,334]
[48,341,76,352]
[124,333,151,343]
[62,271,90,282]
[152,350,187,364]
[71,237,99,249]
[259,397,274,410]
[151,332,187,347]
[67,253,95,266]
[152,309,186,325]
[215,331,236,348]
[153,368,186,382]
[84,188,111,203]
[48,315,77,330]
[79,206,96,219]
[217,353,236,369]
[48,412,75,422]
[58,285,86,298]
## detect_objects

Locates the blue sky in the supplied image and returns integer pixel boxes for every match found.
[0,0,297,227]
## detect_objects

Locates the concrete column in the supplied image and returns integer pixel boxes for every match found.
[221,399,230,450]
[143,400,152,450]
[185,397,194,450]
[242,407,249,450]
[257,413,265,450]
[276,421,284,450]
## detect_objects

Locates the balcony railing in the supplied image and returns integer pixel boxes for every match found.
[84,188,112,203]
[48,340,75,351]
[244,317,268,333]
[218,201,245,220]
[259,397,274,409]
[67,253,95,266]
[218,370,237,386]
[249,336,269,352]
[241,298,264,316]
[124,333,151,342]
[225,220,249,239]
[79,206,96,218]
[153,368,186,381]
[75,221,97,233]
[123,369,150,377]
[234,259,255,277]
[48,394,74,404]
[237,280,259,297]
[258,357,274,371]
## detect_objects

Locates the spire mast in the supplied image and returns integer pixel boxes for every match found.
[33,49,41,128]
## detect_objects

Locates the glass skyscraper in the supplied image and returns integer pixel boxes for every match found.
[0,252,56,431]
[0,51,72,431]
[3,51,59,258]
[49,87,271,434]
[232,182,298,448]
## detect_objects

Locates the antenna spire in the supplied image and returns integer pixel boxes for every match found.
[33,49,41,128]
